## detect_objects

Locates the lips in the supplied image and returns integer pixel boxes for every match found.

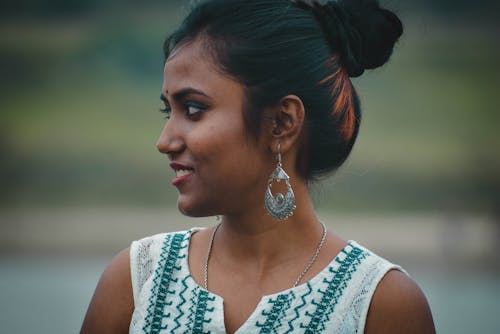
[170,161,194,186]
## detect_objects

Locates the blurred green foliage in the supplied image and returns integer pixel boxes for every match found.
[0,1,499,211]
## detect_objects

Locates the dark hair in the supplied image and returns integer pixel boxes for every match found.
[164,0,403,180]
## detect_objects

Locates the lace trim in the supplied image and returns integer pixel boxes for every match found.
[338,257,383,333]
[129,233,172,331]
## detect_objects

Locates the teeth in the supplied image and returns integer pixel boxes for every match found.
[176,169,193,177]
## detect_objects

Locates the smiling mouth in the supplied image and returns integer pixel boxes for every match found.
[175,169,194,177]
[169,162,194,186]
[171,166,194,186]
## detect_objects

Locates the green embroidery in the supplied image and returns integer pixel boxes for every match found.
[138,231,373,334]
[142,234,171,332]
[172,275,190,332]
[284,283,312,333]
[302,246,367,333]
[192,289,215,334]
[187,287,198,328]
[256,293,294,334]
[143,233,186,333]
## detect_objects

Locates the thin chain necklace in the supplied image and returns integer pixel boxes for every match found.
[203,222,327,290]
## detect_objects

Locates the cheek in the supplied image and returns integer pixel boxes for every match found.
[187,126,227,160]
[188,115,246,158]
[185,112,268,183]
[195,134,262,180]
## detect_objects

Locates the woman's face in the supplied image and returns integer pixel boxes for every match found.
[157,41,272,217]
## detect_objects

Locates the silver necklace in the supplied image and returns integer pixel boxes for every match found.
[203,222,327,290]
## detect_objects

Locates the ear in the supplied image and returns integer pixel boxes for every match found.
[268,95,305,154]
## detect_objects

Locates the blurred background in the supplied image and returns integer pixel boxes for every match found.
[0,0,499,332]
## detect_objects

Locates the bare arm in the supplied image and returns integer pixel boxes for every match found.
[80,247,134,334]
[365,270,436,334]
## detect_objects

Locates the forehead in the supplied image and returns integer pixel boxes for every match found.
[162,41,242,99]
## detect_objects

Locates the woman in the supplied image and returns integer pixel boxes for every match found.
[82,0,435,333]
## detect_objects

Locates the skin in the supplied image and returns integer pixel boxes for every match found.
[81,40,435,334]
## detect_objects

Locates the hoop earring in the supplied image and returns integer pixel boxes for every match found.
[264,143,296,220]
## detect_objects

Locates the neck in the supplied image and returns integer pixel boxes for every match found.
[213,181,324,270]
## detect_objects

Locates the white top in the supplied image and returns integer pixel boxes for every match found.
[129,228,404,333]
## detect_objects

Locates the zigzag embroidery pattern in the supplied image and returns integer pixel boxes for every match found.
[302,246,367,333]
[171,275,190,333]
[284,283,312,333]
[144,233,186,334]
[142,234,172,332]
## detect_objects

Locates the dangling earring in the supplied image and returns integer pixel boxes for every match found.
[264,143,296,220]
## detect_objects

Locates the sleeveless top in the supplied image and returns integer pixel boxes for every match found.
[129,228,404,333]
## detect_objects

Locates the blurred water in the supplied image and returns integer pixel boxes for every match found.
[0,257,498,333]
[0,257,107,334]
[405,265,500,333]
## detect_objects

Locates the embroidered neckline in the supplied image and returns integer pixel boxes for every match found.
[140,228,372,334]
[182,227,357,299]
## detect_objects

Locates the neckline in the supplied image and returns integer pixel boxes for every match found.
[181,227,356,333]
[204,222,328,291]
[183,227,355,298]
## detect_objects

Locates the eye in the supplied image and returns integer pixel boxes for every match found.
[159,104,171,119]
[185,102,207,117]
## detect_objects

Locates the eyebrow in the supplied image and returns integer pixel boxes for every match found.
[160,87,210,102]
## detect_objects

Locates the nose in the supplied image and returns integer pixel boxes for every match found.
[156,120,184,157]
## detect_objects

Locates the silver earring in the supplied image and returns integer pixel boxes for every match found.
[264,143,296,220]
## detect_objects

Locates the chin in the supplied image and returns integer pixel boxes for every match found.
[177,197,215,218]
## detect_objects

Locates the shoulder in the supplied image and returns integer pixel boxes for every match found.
[364,269,436,334]
[80,247,134,334]
[129,229,195,265]
[129,229,197,291]
[81,229,197,334]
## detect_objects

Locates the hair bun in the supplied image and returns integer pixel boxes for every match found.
[297,0,403,77]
